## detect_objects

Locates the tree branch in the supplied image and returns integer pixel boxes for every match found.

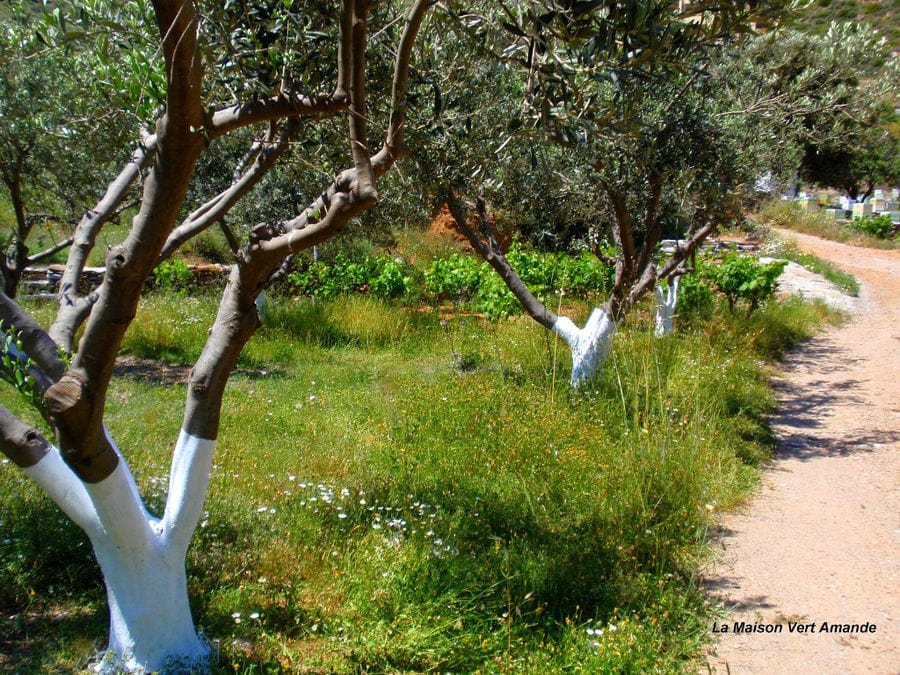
[371,0,432,172]
[47,0,206,481]
[50,135,158,352]
[348,0,377,203]
[206,91,347,139]
[160,119,299,260]
[335,0,355,102]
[28,237,74,265]
[179,0,435,444]
[0,292,66,381]
[445,191,559,332]
[0,405,51,468]
[161,429,215,552]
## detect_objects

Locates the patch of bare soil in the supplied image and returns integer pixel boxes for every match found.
[113,356,274,386]
[426,204,513,251]
[703,229,900,674]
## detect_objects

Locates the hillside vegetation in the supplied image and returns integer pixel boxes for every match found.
[798,0,900,48]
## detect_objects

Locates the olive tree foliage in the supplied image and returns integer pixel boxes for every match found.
[0,0,432,671]
[0,5,135,296]
[401,12,596,250]
[419,1,787,386]
[722,21,899,199]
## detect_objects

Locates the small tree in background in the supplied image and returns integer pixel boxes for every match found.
[725,21,899,200]
[435,1,781,386]
[0,7,134,296]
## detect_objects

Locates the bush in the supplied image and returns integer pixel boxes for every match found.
[709,253,786,314]
[152,258,194,292]
[677,267,716,320]
[424,244,613,318]
[289,252,413,300]
[849,213,894,239]
[424,253,482,300]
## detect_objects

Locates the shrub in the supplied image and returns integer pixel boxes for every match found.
[677,267,716,320]
[424,244,613,318]
[709,253,786,314]
[424,253,482,300]
[289,252,413,301]
[849,213,894,239]
[370,258,413,299]
[152,257,194,292]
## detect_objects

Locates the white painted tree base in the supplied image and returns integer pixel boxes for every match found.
[23,430,216,673]
[92,541,210,673]
[552,308,618,388]
[654,277,679,337]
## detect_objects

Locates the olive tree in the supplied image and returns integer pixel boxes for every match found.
[0,0,431,670]
[0,7,134,297]
[435,0,782,386]
[724,21,899,200]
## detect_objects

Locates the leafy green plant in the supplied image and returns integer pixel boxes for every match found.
[370,258,414,299]
[424,253,483,300]
[677,267,716,320]
[0,322,42,411]
[289,253,413,301]
[424,245,612,318]
[848,213,894,239]
[709,253,786,314]
[758,200,898,249]
[152,258,194,292]
[0,283,836,672]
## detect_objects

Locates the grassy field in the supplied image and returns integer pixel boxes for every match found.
[0,288,836,672]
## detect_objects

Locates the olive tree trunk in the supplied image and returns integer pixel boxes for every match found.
[653,276,680,337]
[0,0,431,670]
[445,192,709,387]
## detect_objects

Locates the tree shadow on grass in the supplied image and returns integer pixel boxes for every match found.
[0,601,105,673]
[114,356,284,386]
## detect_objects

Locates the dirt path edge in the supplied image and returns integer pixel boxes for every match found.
[701,230,900,674]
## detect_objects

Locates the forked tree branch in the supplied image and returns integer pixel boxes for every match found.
[50,134,158,351]
[181,0,433,441]
[160,119,300,260]
[46,0,206,482]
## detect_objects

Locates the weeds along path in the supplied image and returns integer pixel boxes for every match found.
[704,230,900,674]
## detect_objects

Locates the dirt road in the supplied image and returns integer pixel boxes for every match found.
[703,230,900,674]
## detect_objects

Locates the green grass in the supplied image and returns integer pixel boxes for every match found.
[0,291,835,672]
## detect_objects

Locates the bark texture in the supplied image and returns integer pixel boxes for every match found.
[0,1,433,670]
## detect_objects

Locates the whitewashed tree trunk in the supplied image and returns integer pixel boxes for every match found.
[22,430,215,672]
[653,276,679,337]
[552,308,618,388]
[93,541,206,673]
[0,4,432,668]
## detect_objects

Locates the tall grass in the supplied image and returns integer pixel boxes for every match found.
[0,291,833,672]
